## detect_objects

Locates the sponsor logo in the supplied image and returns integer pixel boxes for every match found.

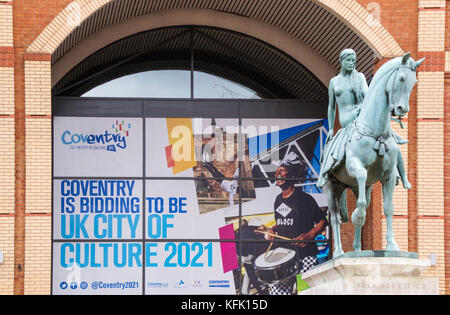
[275,203,292,217]
[80,281,88,290]
[208,280,230,288]
[192,280,203,288]
[148,282,168,289]
[61,120,131,152]
[174,280,186,288]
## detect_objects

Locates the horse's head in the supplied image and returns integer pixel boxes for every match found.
[385,53,424,117]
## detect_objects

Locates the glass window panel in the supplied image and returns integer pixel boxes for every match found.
[241,118,328,185]
[145,179,243,239]
[236,179,330,261]
[82,70,191,98]
[81,70,260,99]
[53,179,144,241]
[145,118,240,178]
[53,117,143,177]
[193,71,260,99]
[52,241,143,295]
[144,241,236,295]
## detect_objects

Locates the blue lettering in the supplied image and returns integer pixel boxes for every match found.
[168,198,178,213]
[61,242,142,268]
[179,197,187,213]
[116,136,127,149]
[61,130,72,145]
[113,243,127,268]
[60,243,74,268]
[94,134,105,144]
[128,243,142,267]
[76,243,89,268]
[146,243,158,267]
[80,198,89,213]
[126,181,135,196]
[127,215,140,239]
[61,180,70,196]
[71,134,81,144]
[146,214,175,239]
[117,181,126,196]
[61,215,74,239]
[86,135,95,144]
[93,214,107,239]
[90,243,101,267]
[115,214,125,238]
[162,215,174,238]
[99,243,112,267]
[79,133,88,143]
[75,215,89,238]
[62,129,128,150]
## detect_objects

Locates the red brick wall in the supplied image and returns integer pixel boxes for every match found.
[356,0,419,253]
[446,1,450,52]
[444,0,450,296]
[11,0,71,295]
[444,71,450,294]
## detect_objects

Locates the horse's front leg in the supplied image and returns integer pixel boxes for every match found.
[346,157,367,227]
[350,185,373,252]
[324,180,345,258]
[382,174,400,251]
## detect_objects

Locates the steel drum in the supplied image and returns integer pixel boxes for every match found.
[254,247,299,284]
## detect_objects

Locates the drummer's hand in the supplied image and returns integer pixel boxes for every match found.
[294,232,314,247]
[267,228,277,241]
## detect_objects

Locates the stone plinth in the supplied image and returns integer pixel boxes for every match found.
[300,251,438,295]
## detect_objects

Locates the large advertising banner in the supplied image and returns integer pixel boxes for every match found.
[53,117,144,295]
[53,117,143,177]
[229,119,330,295]
[53,179,143,241]
[52,115,330,295]
[52,242,143,294]
[144,118,237,294]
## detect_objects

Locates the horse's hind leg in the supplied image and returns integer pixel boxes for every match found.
[324,180,345,258]
[382,175,400,251]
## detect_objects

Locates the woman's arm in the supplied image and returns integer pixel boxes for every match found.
[327,79,336,140]
[360,72,369,99]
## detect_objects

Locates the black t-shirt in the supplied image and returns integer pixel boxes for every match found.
[235,225,266,258]
[273,188,326,257]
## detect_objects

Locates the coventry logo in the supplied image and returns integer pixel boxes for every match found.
[61,120,131,152]
[275,203,292,217]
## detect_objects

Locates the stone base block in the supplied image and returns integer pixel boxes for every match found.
[300,251,438,295]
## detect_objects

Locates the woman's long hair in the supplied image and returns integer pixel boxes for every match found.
[340,49,364,105]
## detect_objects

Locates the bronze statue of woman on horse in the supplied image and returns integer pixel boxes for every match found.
[318,49,424,258]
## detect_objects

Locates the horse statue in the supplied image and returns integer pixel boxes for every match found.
[319,53,424,258]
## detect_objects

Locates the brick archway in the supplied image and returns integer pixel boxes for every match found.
[27,0,403,58]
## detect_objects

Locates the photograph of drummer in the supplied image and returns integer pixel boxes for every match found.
[235,218,269,295]
[263,159,328,295]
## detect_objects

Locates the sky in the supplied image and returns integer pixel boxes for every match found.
[82,70,260,99]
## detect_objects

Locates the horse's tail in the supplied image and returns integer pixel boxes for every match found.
[338,189,349,223]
